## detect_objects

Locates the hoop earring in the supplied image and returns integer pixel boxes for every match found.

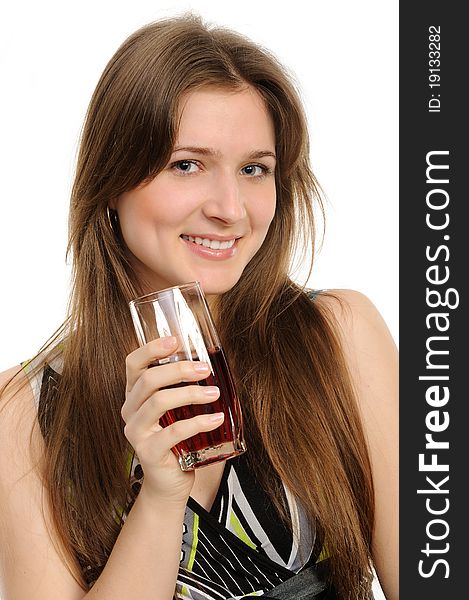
[106,206,119,233]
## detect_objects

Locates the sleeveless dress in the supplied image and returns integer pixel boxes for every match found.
[22,289,330,599]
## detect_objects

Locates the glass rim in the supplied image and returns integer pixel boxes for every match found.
[129,281,202,306]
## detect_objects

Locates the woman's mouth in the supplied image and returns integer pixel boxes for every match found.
[179,234,239,260]
[180,234,236,250]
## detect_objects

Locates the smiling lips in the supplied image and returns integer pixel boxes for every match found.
[180,234,239,259]
[180,234,236,250]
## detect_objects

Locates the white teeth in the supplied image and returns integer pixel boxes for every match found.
[181,235,236,250]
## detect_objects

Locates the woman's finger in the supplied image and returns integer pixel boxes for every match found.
[144,412,225,459]
[125,336,178,391]
[122,360,212,421]
[124,384,220,436]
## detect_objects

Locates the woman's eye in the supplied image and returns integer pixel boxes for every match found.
[172,160,199,174]
[241,164,269,177]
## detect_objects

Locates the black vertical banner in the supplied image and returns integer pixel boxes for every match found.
[400,2,467,599]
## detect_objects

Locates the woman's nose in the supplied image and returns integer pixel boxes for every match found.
[202,173,247,224]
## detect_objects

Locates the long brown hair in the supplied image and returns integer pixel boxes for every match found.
[5,14,374,599]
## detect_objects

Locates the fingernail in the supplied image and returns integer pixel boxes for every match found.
[194,362,210,372]
[203,386,219,396]
[208,412,224,422]
[162,336,177,348]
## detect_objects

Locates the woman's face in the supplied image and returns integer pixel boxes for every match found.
[114,86,277,296]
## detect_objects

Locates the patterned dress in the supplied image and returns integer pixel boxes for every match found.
[127,449,324,599]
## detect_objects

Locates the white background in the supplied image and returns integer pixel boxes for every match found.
[0,2,396,597]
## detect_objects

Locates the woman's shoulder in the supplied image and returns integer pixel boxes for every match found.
[306,287,374,308]
[0,363,24,386]
[0,364,40,505]
[304,288,396,350]
[310,287,376,309]
[0,363,38,460]
[313,288,395,342]
[313,288,398,409]
[0,363,34,412]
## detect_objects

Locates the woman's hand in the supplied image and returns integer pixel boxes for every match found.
[121,336,222,508]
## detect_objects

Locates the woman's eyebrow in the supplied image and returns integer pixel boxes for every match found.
[172,146,276,160]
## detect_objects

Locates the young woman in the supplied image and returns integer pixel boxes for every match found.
[0,14,398,600]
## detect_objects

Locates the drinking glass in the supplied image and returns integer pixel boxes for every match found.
[129,281,246,470]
